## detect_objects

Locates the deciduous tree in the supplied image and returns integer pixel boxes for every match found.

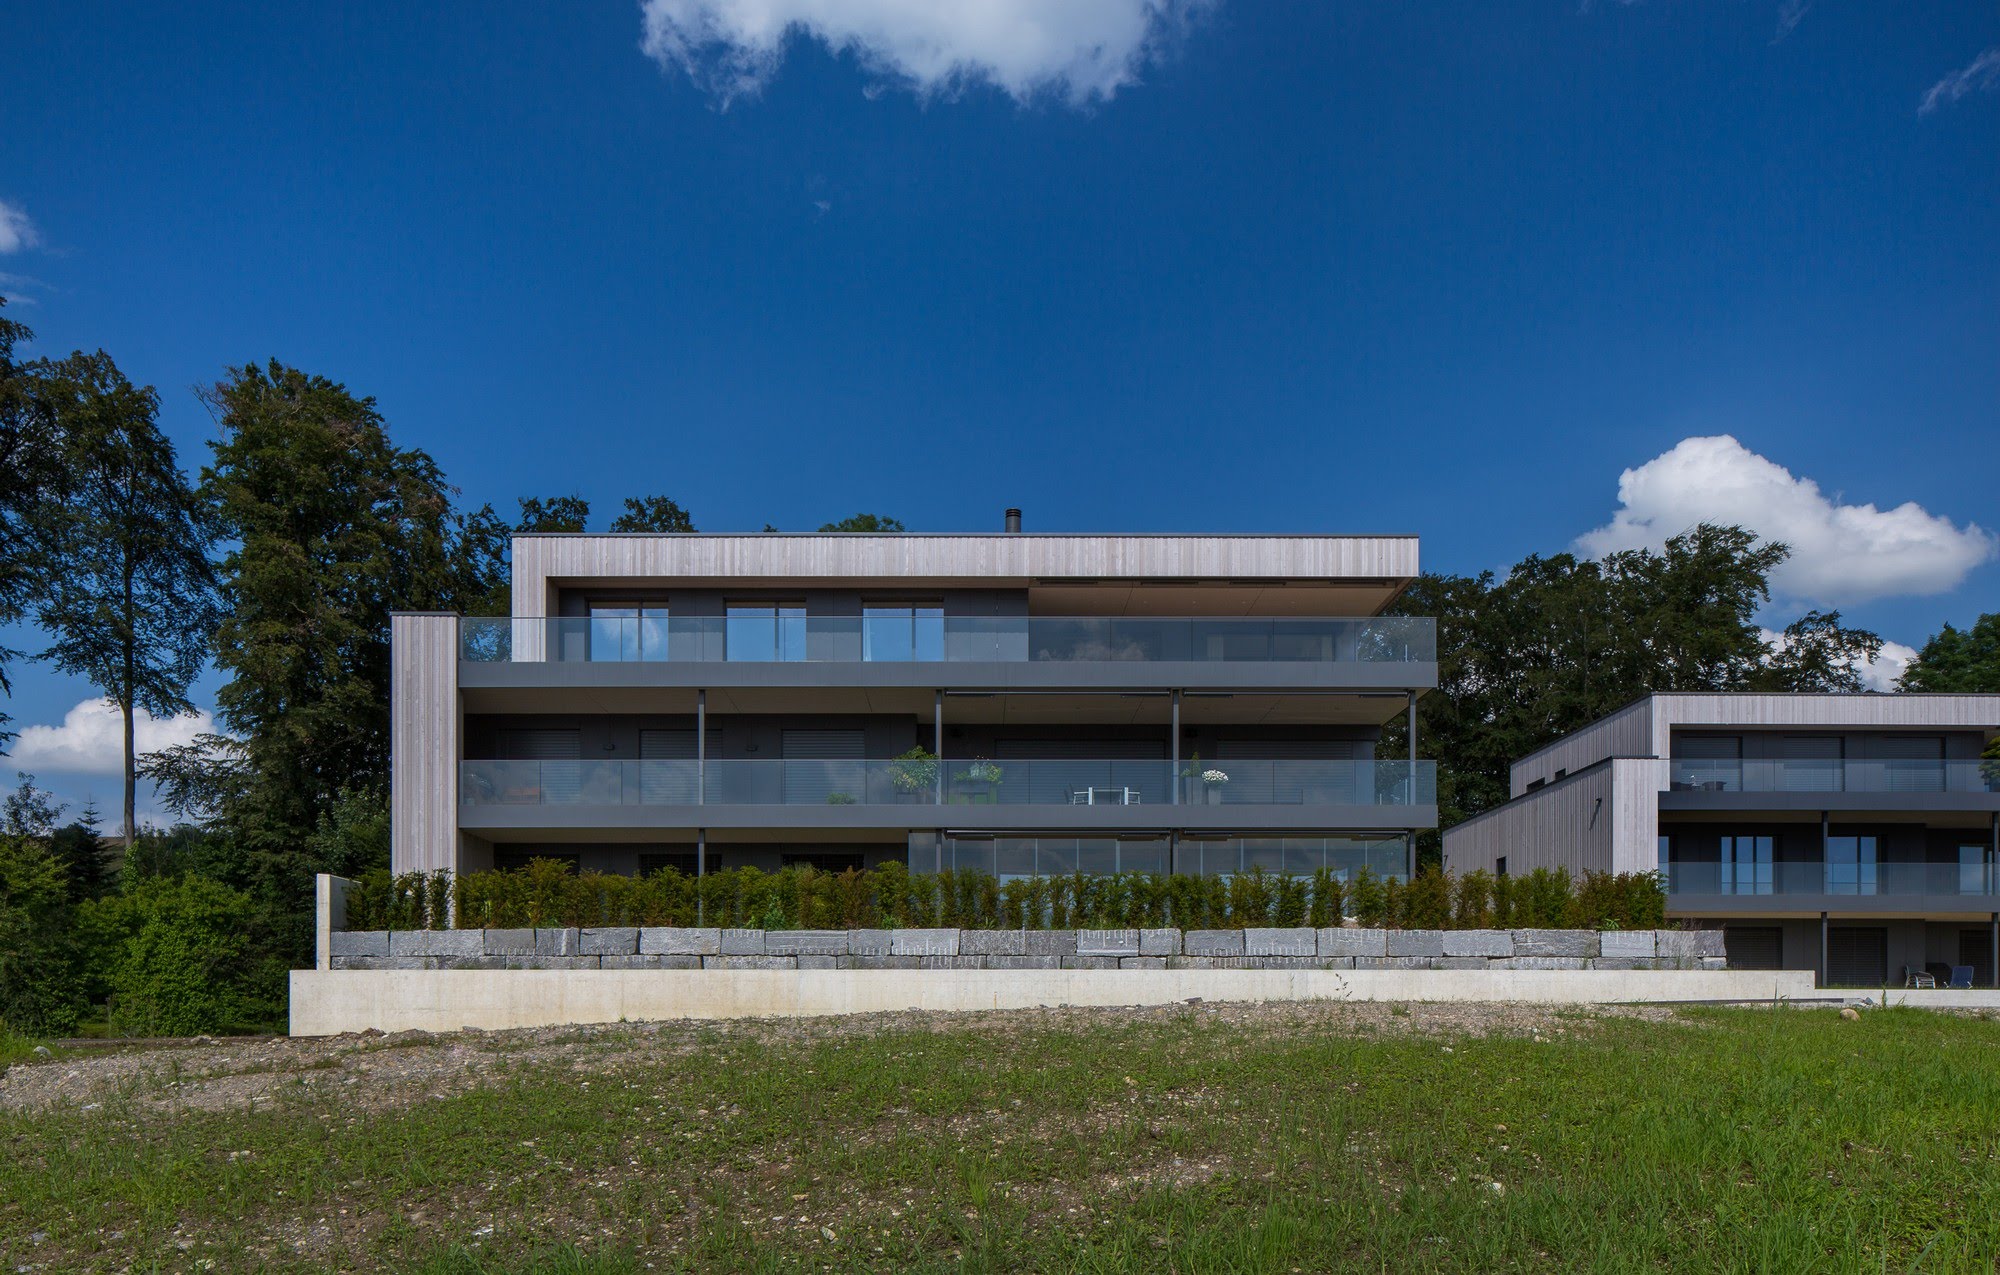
[609,495,696,532]
[30,350,218,846]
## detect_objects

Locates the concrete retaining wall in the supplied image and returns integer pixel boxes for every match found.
[289,965,1814,1035]
[324,926,1725,973]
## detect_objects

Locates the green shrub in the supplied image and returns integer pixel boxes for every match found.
[337,861,1667,933]
[82,875,259,1037]
[0,833,86,1037]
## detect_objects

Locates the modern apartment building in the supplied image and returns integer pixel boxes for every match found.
[1442,693,2000,987]
[389,518,1438,884]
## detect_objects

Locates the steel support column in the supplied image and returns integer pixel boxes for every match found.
[696,689,706,806]
[696,827,707,923]
[1819,910,1829,988]
[1171,690,1182,806]
[934,690,944,805]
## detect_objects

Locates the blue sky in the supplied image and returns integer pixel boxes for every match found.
[2,2,1996,820]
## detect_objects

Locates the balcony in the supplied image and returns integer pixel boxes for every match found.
[459,615,1435,666]
[458,758,1435,812]
[1666,860,2000,901]
[1668,757,2000,797]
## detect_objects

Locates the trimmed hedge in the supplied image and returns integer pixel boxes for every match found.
[344,861,1665,933]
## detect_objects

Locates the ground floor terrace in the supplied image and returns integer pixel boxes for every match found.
[464,830,1416,881]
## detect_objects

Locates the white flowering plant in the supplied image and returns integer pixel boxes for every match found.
[1202,769,1229,785]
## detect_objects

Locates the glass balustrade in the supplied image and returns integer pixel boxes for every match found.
[459,614,1436,665]
[1666,858,2000,898]
[1668,756,2000,795]
[459,758,1436,809]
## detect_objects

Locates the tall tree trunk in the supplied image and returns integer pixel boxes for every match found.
[122,690,136,848]
[123,552,137,848]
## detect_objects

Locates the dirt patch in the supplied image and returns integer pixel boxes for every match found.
[0,1000,1682,1117]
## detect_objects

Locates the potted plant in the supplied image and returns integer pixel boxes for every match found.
[825,792,856,805]
[886,746,938,801]
[1178,752,1229,804]
[1200,767,1229,805]
[953,757,1005,804]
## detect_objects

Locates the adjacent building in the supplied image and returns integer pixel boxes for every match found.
[390,516,1438,884]
[1443,693,2000,987]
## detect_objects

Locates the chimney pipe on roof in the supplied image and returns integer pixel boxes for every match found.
[1004,508,1022,533]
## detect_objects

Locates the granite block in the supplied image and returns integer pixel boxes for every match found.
[481,928,536,956]
[846,955,922,970]
[1441,930,1513,958]
[535,928,582,957]
[1244,927,1316,958]
[846,929,893,957]
[580,927,639,956]
[601,954,702,970]
[960,930,1028,957]
[1024,930,1078,956]
[640,927,720,956]
[1077,929,1139,957]
[390,929,482,958]
[891,928,960,956]
[719,928,766,956]
[765,930,849,956]
[330,930,389,957]
[1384,930,1444,958]
[1061,956,1120,969]
[1511,930,1599,958]
[1140,928,1181,957]
[985,956,1062,970]
[1318,927,1388,958]
[1119,956,1167,970]
[704,955,796,970]
[1599,930,1657,960]
[1502,956,1589,970]
[1185,930,1246,957]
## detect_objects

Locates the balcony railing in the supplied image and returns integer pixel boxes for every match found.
[1668,757,2000,796]
[459,758,1436,809]
[1665,860,2000,898]
[459,615,1435,665]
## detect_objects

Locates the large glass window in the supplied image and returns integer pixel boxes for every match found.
[863,605,944,661]
[1962,844,1997,896]
[1673,736,1743,792]
[589,603,668,662]
[1719,834,1773,895]
[1824,834,1878,895]
[726,604,805,661]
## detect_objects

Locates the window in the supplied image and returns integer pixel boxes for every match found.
[1824,834,1878,895]
[726,604,805,661]
[1495,856,1508,878]
[863,605,944,661]
[1961,844,1997,897]
[1673,736,1742,792]
[1657,835,1671,889]
[1719,834,1773,895]
[589,603,668,662]
[1779,736,1843,793]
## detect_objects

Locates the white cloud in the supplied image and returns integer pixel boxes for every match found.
[1759,627,1917,693]
[0,199,37,254]
[1921,46,2000,116]
[7,699,215,775]
[638,0,1214,107]
[1577,435,1996,606]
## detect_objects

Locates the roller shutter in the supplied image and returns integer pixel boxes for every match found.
[1827,927,1887,987]
[782,730,865,804]
[1724,926,1783,970]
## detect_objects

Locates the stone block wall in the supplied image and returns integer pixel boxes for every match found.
[326,927,1726,972]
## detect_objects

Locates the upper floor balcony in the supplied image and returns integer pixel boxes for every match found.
[1668,757,2000,798]
[454,757,1437,834]
[460,614,1434,668]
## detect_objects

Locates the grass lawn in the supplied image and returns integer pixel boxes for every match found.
[3,1001,1998,1272]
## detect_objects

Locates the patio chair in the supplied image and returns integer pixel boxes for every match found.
[1947,966,1975,990]
[1902,966,1936,989]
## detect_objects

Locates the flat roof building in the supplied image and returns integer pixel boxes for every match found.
[391,517,1439,884]
[1443,693,2000,987]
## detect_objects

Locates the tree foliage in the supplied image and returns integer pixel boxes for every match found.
[1752,609,1885,693]
[1390,525,1793,842]
[29,350,218,844]
[198,361,502,860]
[609,495,697,532]
[819,513,905,532]
[0,298,64,747]
[517,495,590,532]
[1899,613,2000,693]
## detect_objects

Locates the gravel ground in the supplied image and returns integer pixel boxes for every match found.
[1,1000,1683,1117]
